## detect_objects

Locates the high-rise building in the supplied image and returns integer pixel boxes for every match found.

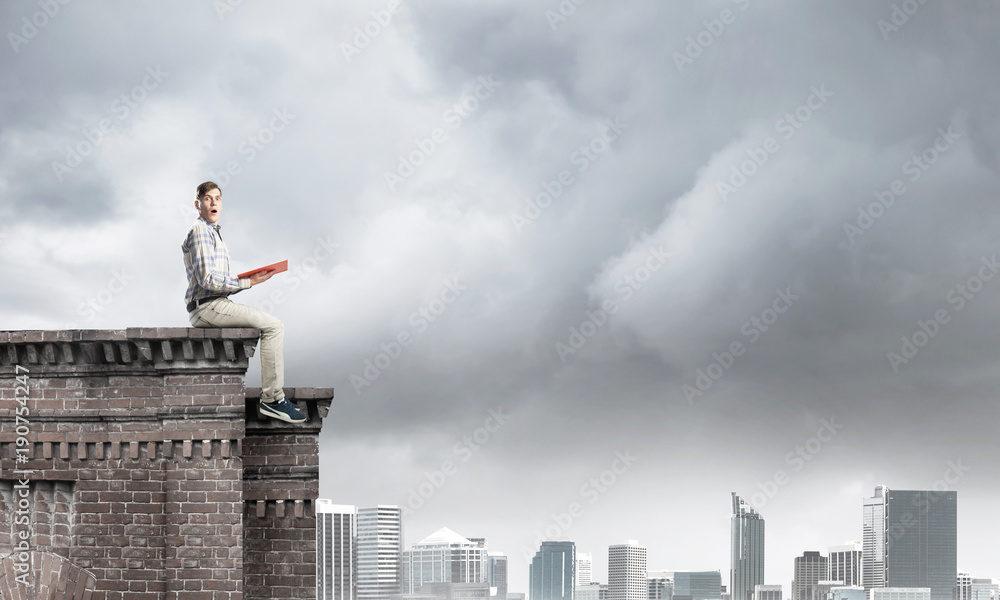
[673,571,722,600]
[731,493,765,600]
[648,571,673,600]
[317,501,357,600]
[530,541,576,600]
[754,585,782,600]
[609,541,647,600]
[405,527,488,593]
[578,554,594,587]
[861,487,957,600]
[358,506,404,600]
[827,544,861,588]
[792,552,828,600]
[863,488,887,592]
[488,552,508,600]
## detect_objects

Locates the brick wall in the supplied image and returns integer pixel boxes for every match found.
[0,329,333,600]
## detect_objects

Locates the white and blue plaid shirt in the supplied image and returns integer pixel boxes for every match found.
[181,216,250,307]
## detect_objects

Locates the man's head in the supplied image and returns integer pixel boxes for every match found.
[195,181,222,224]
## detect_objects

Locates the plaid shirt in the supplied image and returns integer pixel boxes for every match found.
[182,216,251,307]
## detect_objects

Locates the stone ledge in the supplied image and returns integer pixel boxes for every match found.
[0,328,261,375]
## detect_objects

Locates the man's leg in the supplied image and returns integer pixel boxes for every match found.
[190,297,286,402]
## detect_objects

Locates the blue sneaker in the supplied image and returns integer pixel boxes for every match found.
[259,396,307,423]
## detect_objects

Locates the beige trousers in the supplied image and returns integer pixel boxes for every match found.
[189,297,285,402]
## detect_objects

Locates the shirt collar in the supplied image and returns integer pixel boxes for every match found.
[197,215,221,231]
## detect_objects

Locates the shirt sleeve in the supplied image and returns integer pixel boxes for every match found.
[186,225,251,293]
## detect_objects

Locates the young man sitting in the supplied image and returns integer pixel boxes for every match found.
[181,181,306,424]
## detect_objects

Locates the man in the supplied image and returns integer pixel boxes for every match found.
[181,181,305,424]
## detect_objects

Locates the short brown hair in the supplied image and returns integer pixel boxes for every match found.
[196,181,220,199]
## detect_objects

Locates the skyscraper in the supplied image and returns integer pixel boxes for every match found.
[489,552,509,600]
[578,553,593,587]
[731,493,765,600]
[862,487,957,600]
[863,487,887,592]
[609,541,647,600]
[405,527,488,593]
[317,501,357,600]
[530,541,576,600]
[357,505,404,600]
[828,544,861,588]
[792,552,828,600]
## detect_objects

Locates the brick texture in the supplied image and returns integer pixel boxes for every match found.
[0,329,333,600]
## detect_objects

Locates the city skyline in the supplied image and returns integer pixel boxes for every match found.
[322,481,982,598]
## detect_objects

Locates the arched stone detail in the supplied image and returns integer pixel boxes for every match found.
[0,551,97,600]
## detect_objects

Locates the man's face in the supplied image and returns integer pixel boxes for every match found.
[196,189,222,223]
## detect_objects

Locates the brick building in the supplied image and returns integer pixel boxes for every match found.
[0,328,333,600]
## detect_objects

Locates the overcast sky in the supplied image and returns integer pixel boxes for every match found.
[2,0,999,594]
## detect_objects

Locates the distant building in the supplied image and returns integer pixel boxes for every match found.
[359,506,404,600]
[960,574,974,600]
[578,554,594,587]
[530,541,576,600]
[609,541,647,600]
[488,553,508,600]
[754,585,781,600]
[870,589,931,600]
[792,553,828,600]
[972,580,1000,600]
[731,494,765,600]
[862,487,957,600]
[425,582,493,600]
[317,501,357,600]
[828,587,864,600]
[827,544,861,588]
[405,527,487,594]
[578,583,606,600]
[673,572,722,600]
[648,571,673,600]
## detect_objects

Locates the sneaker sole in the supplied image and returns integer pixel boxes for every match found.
[258,402,307,423]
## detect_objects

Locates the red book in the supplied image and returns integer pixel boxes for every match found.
[237,260,288,279]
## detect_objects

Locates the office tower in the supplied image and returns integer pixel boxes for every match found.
[754,585,782,600]
[673,572,722,600]
[731,493,765,600]
[489,552,508,600]
[870,589,931,600]
[863,487,887,592]
[972,580,1000,600]
[358,506,404,600]
[861,487,957,600]
[530,541,576,600]
[828,544,861,588]
[609,541,647,600]
[649,571,673,600]
[578,554,594,587]
[317,501,357,600]
[405,527,488,593]
[792,552,828,600]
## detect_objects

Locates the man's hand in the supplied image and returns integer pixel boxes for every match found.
[248,270,275,286]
